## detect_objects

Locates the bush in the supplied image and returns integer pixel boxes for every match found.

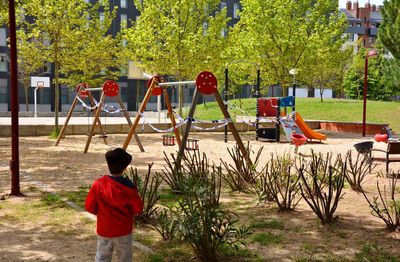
[125,164,162,225]
[220,144,262,193]
[297,152,346,225]
[256,153,302,211]
[361,174,400,231]
[345,151,376,192]
[155,150,248,261]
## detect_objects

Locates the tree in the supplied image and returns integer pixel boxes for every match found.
[343,46,393,101]
[22,0,117,134]
[379,0,400,60]
[229,0,348,97]
[17,29,45,111]
[59,3,122,88]
[300,44,353,101]
[124,0,229,116]
[0,0,7,25]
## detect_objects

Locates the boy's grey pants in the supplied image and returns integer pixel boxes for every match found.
[95,233,132,262]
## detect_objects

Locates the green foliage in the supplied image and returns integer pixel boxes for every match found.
[124,0,229,115]
[296,151,346,225]
[251,232,283,246]
[155,150,249,261]
[379,0,400,60]
[124,164,162,225]
[356,243,400,262]
[343,46,397,101]
[229,0,347,96]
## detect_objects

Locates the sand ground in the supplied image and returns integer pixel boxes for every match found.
[0,131,399,261]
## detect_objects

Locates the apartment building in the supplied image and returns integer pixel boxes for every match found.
[341,1,383,49]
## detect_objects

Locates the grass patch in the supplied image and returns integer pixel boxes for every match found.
[356,243,400,262]
[250,219,284,230]
[251,232,283,246]
[190,98,400,131]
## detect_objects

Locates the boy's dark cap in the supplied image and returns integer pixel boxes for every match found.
[105,148,132,174]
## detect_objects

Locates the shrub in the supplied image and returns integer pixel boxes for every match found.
[220,144,262,193]
[125,164,162,225]
[345,150,376,192]
[361,174,400,231]
[255,153,302,211]
[297,152,346,225]
[152,208,178,241]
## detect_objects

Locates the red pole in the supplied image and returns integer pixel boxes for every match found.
[8,0,21,195]
[362,55,368,137]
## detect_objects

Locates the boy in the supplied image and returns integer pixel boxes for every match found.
[85,148,143,262]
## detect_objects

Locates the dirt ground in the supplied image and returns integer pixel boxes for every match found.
[0,131,399,261]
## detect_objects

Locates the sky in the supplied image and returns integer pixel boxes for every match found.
[339,0,384,8]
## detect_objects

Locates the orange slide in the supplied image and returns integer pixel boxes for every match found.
[295,112,327,141]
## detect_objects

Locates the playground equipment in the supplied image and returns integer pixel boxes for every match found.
[256,96,327,142]
[291,133,308,153]
[55,81,144,153]
[122,71,252,166]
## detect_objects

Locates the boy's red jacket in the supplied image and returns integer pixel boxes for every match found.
[85,175,143,237]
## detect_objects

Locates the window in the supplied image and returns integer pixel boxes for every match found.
[221,28,226,37]
[99,12,105,24]
[369,36,373,43]
[203,22,208,35]
[121,0,127,8]
[0,28,6,46]
[356,23,361,27]
[43,62,51,74]
[0,54,7,72]
[121,14,127,29]
[221,2,227,13]
[233,3,240,19]
[0,79,7,103]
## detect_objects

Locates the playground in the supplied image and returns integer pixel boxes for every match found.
[1,129,400,261]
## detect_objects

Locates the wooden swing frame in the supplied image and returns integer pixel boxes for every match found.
[122,72,252,167]
[55,82,144,153]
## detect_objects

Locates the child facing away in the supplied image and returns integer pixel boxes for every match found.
[85,148,143,262]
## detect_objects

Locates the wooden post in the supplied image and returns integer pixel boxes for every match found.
[88,93,107,145]
[163,88,181,147]
[116,95,144,152]
[123,77,156,150]
[176,89,201,167]
[84,92,106,153]
[55,95,78,146]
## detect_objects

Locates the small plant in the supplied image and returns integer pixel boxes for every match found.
[297,152,346,225]
[361,173,400,231]
[256,153,302,211]
[345,150,376,192]
[152,208,178,241]
[125,164,162,225]
[220,144,262,192]
[177,185,249,261]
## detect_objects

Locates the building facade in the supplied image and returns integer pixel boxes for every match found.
[341,1,383,49]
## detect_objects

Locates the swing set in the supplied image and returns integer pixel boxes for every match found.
[122,71,252,166]
[55,81,144,153]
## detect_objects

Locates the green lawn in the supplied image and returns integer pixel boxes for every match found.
[187,98,400,132]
